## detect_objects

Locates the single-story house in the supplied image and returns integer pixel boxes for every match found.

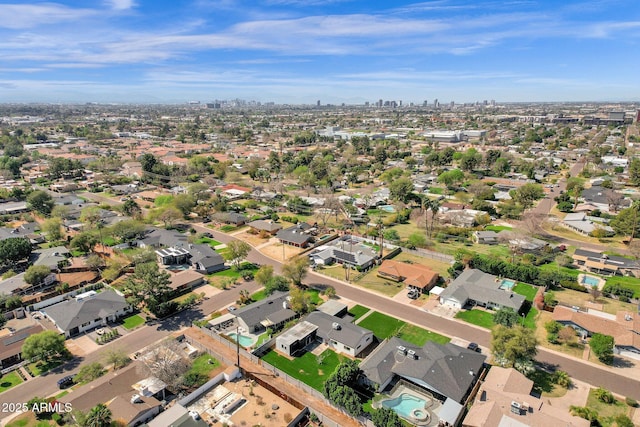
[275,223,315,248]
[42,290,133,338]
[31,246,71,270]
[247,220,282,235]
[572,248,640,276]
[168,270,205,292]
[0,201,28,215]
[360,337,485,426]
[0,271,56,296]
[472,231,499,245]
[156,244,226,274]
[562,212,615,236]
[275,321,318,357]
[377,260,439,293]
[107,393,162,427]
[212,212,247,226]
[552,306,640,360]
[0,324,45,369]
[438,269,526,312]
[306,311,374,357]
[463,367,589,427]
[309,237,378,271]
[233,291,296,334]
[138,227,188,248]
[147,403,208,427]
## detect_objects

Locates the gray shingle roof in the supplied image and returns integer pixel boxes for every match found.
[439,269,525,311]
[360,336,486,402]
[234,291,291,329]
[306,311,372,349]
[43,290,129,332]
[276,223,314,245]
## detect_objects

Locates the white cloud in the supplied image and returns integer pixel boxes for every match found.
[106,0,136,11]
[0,3,96,29]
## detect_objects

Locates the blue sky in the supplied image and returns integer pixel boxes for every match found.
[1,0,639,104]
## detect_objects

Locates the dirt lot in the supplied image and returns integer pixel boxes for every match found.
[259,241,305,262]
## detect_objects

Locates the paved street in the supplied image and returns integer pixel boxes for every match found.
[0,280,258,417]
[4,217,640,420]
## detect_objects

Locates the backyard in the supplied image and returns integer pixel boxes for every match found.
[188,353,221,379]
[261,348,344,391]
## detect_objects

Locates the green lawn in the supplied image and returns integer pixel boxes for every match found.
[357,311,449,345]
[585,387,634,427]
[0,371,23,393]
[255,332,271,347]
[261,349,343,391]
[455,309,495,329]
[209,263,259,280]
[523,307,538,329]
[605,276,640,298]
[122,314,145,330]
[429,187,444,194]
[349,305,371,320]
[189,354,220,378]
[306,288,323,305]
[484,225,512,232]
[28,356,68,377]
[196,237,222,247]
[538,262,581,278]
[358,312,406,339]
[514,283,538,302]
[250,289,268,302]
[397,324,450,345]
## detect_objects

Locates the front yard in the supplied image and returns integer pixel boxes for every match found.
[357,311,449,345]
[122,314,145,330]
[585,387,636,427]
[348,304,371,320]
[0,371,23,393]
[261,348,344,391]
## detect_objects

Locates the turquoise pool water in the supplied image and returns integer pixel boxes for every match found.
[228,333,255,347]
[499,279,516,290]
[582,276,600,286]
[381,393,427,420]
[379,205,396,213]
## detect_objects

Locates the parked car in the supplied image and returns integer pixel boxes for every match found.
[467,342,481,353]
[57,375,75,389]
[407,289,420,300]
[202,232,213,238]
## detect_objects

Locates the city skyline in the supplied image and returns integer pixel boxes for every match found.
[1,0,640,104]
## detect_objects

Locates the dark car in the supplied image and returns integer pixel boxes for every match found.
[57,375,75,389]
[202,232,213,238]
[467,342,481,353]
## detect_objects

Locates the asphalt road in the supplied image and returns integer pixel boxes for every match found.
[4,218,639,417]
[0,279,258,417]
[201,226,640,401]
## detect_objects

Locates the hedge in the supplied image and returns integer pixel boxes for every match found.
[469,254,587,291]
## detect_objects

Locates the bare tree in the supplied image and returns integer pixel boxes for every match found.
[137,339,191,391]
[589,284,602,303]
[521,211,545,235]
[606,190,624,213]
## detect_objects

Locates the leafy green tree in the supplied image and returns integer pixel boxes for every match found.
[0,237,32,266]
[288,285,310,314]
[590,333,614,364]
[491,325,538,370]
[75,362,105,383]
[104,349,130,370]
[254,265,274,287]
[51,204,70,219]
[27,396,52,420]
[511,183,544,210]
[629,158,640,186]
[407,232,427,248]
[21,330,67,362]
[125,262,172,313]
[121,199,142,218]
[437,169,465,188]
[0,313,6,329]
[389,177,414,203]
[264,275,290,295]
[42,217,63,241]
[323,360,363,417]
[110,219,146,242]
[223,240,251,270]
[494,307,519,327]
[24,265,52,286]
[282,256,309,287]
[70,232,98,254]
[611,205,640,239]
[157,206,182,228]
[173,194,196,215]
[460,148,482,171]
[27,190,54,216]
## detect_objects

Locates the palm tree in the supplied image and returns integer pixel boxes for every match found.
[85,403,112,427]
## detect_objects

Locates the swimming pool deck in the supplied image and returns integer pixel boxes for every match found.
[373,384,442,426]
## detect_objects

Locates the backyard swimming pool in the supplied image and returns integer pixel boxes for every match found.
[499,279,516,290]
[582,275,600,286]
[379,205,396,213]
[381,393,430,423]
[228,333,255,347]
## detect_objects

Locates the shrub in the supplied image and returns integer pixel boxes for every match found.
[569,406,598,421]
[625,397,638,407]
[594,387,615,404]
[615,414,635,427]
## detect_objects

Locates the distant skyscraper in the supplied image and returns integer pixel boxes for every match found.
[399,100,402,107]
[423,100,428,107]
[378,99,383,107]
[317,100,321,106]
[433,99,439,108]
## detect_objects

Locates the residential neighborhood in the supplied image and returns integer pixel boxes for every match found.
[0,101,640,427]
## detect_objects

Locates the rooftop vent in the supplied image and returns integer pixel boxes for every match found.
[332,322,341,330]
[407,349,418,359]
[397,345,407,355]
[131,394,142,404]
